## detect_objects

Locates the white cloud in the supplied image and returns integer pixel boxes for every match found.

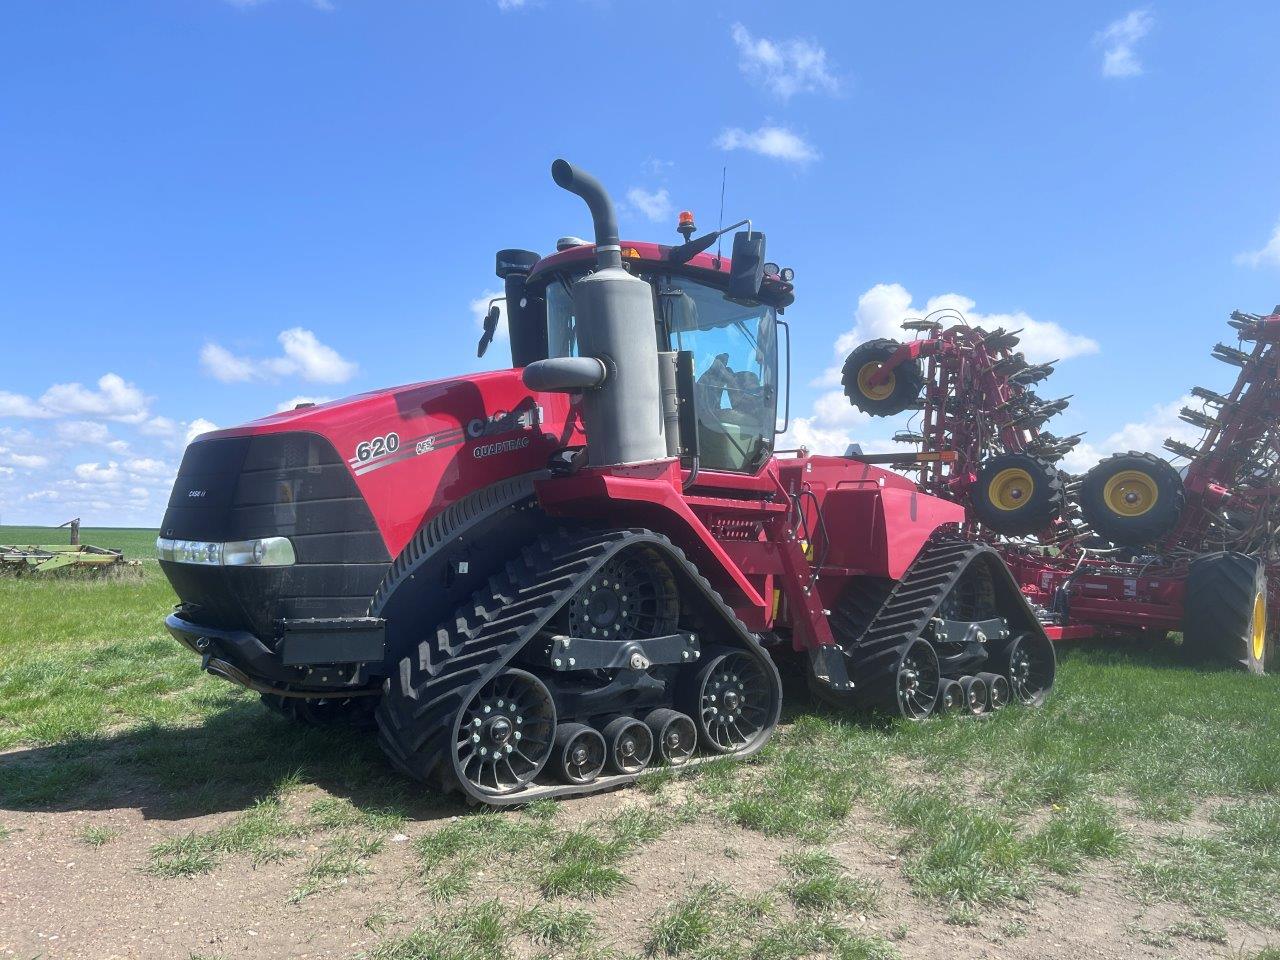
[716,125,819,165]
[55,420,130,454]
[74,461,123,484]
[1095,9,1154,79]
[277,395,332,412]
[472,289,507,344]
[0,450,48,469]
[730,23,840,101]
[626,187,673,223]
[138,415,178,437]
[1,374,151,423]
[1060,394,1203,473]
[497,0,527,9]
[123,457,172,478]
[201,328,357,384]
[1236,220,1280,269]
[39,373,151,423]
[791,283,1097,457]
[832,283,1098,368]
[185,418,219,445]
[0,391,54,419]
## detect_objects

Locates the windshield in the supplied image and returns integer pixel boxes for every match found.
[659,276,778,472]
[542,269,779,473]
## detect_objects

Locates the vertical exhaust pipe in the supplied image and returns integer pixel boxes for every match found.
[550,160,621,270]
[521,159,669,467]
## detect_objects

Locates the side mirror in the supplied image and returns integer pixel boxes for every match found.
[476,301,502,358]
[727,231,766,300]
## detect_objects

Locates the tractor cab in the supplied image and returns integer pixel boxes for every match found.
[508,237,794,474]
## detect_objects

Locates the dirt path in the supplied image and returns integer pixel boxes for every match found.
[1,784,1272,960]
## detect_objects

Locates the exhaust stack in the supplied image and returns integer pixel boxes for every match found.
[522,159,668,467]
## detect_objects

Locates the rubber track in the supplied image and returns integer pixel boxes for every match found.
[838,537,1014,707]
[375,526,782,805]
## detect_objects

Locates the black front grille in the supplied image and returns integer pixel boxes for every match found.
[159,432,391,639]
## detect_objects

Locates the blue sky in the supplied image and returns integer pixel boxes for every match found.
[2,0,1279,526]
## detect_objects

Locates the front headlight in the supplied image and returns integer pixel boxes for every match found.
[156,536,295,567]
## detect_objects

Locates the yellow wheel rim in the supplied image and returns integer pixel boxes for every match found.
[857,361,895,401]
[1102,470,1159,517]
[988,468,1035,512]
[1252,591,1266,662]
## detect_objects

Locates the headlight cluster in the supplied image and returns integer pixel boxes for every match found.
[156,536,296,567]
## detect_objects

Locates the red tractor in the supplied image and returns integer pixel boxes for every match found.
[843,308,1278,674]
[157,161,1055,805]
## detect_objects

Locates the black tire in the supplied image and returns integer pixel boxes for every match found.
[971,453,1065,535]
[976,671,1011,710]
[841,338,925,416]
[553,723,607,785]
[934,679,963,714]
[645,708,697,765]
[260,693,378,729]
[602,716,653,774]
[806,577,894,711]
[1182,552,1267,674]
[957,675,988,715]
[1079,451,1184,547]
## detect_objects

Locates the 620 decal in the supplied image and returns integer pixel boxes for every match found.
[355,432,400,463]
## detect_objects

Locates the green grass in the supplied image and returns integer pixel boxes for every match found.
[4,523,1280,950]
[79,824,120,847]
[645,883,898,960]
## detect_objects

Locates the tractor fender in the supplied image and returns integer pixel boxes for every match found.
[368,470,556,661]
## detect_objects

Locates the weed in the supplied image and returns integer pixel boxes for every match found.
[80,825,119,847]
[781,850,878,913]
[519,904,595,947]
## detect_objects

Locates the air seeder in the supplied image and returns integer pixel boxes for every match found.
[842,307,1279,674]
[158,161,1054,805]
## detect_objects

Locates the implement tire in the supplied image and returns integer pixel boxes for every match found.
[972,453,1065,536]
[1079,451,1184,547]
[841,339,925,417]
[1182,552,1267,674]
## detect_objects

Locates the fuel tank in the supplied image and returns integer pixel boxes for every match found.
[158,369,584,638]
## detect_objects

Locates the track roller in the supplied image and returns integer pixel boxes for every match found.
[690,650,776,754]
[957,675,988,715]
[1079,451,1185,547]
[976,671,1010,710]
[841,338,925,416]
[553,723,606,785]
[601,716,653,774]
[934,678,963,714]
[645,708,697,765]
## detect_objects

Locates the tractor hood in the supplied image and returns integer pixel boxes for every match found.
[166,369,582,562]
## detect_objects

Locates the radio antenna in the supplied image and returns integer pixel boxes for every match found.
[714,165,727,267]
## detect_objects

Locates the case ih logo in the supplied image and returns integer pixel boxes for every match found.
[466,405,542,440]
[350,403,543,476]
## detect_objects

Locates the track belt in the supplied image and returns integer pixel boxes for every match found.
[376,526,781,806]
[839,536,1043,706]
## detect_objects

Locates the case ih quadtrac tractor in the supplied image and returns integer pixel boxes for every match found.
[158,161,1055,805]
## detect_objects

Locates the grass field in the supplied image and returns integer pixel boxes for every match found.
[1,525,1278,959]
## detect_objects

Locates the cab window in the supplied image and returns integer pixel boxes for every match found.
[659,276,777,472]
